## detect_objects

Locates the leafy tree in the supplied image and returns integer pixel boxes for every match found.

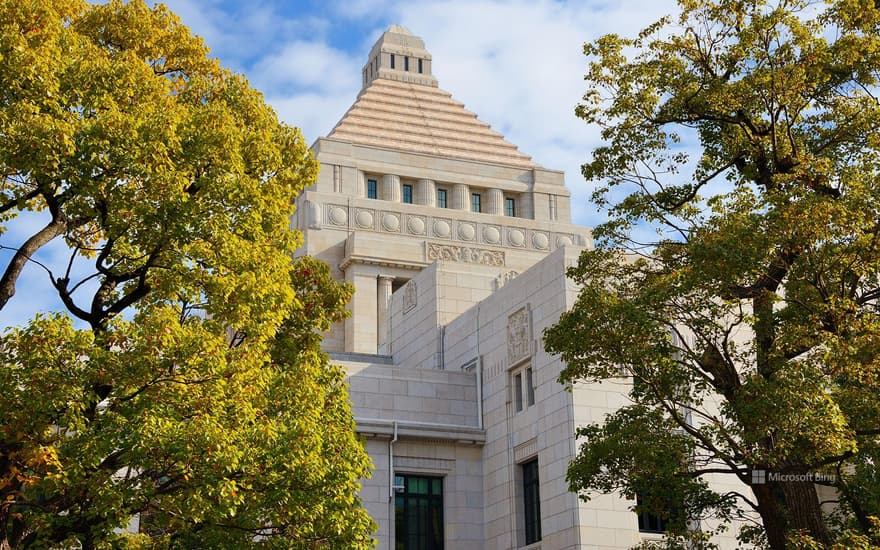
[0,1,374,548]
[544,0,880,548]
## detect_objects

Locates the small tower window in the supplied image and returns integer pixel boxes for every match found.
[402,184,413,204]
[390,54,395,69]
[404,56,409,71]
[367,179,378,199]
[437,189,447,208]
[471,193,482,213]
[505,197,516,217]
[418,58,423,73]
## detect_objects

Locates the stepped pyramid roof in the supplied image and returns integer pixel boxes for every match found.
[327,26,538,169]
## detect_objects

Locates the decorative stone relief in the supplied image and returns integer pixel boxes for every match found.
[514,437,538,462]
[426,243,505,266]
[403,281,417,313]
[328,206,347,226]
[355,210,374,228]
[407,216,426,235]
[532,232,549,250]
[458,223,476,241]
[433,219,451,238]
[307,200,321,229]
[483,226,501,244]
[507,228,525,247]
[381,213,400,232]
[556,235,573,248]
[507,306,531,365]
[495,270,519,290]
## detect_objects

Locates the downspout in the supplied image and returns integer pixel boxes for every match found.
[476,305,483,430]
[388,420,398,499]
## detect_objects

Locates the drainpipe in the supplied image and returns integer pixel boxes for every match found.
[388,420,398,500]
[476,305,484,431]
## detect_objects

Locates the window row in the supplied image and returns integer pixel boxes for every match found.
[390,54,424,74]
[366,178,518,216]
[394,462,542,550]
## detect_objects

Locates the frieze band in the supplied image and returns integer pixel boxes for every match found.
[426,243,505,266]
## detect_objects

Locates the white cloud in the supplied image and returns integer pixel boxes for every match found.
[348,0,682,227]
[251,41,361,95]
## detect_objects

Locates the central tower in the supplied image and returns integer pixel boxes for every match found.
[295,25,590,356]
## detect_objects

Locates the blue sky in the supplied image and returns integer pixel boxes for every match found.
[1,0,680,328]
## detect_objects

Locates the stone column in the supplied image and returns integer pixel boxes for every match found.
[382,174,401,202]
[357,171,366,197]
[377,275,394,352]
[486,188,503,215]
[451,182,469,210]
[344,267,378,353]
[415,179,436,206]
[520,192,534,220]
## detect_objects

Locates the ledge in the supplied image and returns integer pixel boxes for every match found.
[355,417,485,444]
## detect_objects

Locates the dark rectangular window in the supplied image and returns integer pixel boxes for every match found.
[367,179,377,199]
[526,367,535,407]
[636,494,667,534]
[437,189,447,208]
[404,56,409,71]
[395,474,443,550]
[403,184,413,204]
[418,58,423,73]
[505,197,516,217]
[514,372,523,412]
[471,193,481,213]
[523,459,541,545]
[391,54,395,69]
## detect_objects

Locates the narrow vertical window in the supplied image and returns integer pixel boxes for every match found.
[367,179,377,199]
[471,193,481,213]
[403,184,413,204]
[390,54,395,69]
[404,56,409,71]
[526,367,535,407]
[437,189,447,208]
[505,197,516,217]
[522,459,541,545]
[514,373,523,412]
[418,58,423,73]
[395,474,444,550]
[636,494,667,533]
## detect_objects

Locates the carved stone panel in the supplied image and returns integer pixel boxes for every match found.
[426,243,505,266]
[507,306,531,366]
[403,281,417,313]
[495,270,519,290]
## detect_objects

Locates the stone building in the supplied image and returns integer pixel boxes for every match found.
[292,25,745,550]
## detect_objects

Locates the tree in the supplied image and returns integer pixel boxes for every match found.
[544,0,880,548]
[0,1,374,548]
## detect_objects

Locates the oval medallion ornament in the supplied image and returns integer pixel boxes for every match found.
[556,235,573,248]
[533,233,549,250]
[433,220,451,238]
[408,216,426,235]
[328,206,347,226]
[458,223,476,241]
[483,226,501,244]
[508,229,525,247]
[382,213,400,232]
[355,210,374,228]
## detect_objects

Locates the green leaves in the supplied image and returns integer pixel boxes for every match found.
[552,0,880,547]
[0,1,372,547]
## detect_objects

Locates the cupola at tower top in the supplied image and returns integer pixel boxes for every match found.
[361,25,439,89]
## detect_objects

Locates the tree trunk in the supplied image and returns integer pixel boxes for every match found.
[752,483,789,550]
[782,478,832,545]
